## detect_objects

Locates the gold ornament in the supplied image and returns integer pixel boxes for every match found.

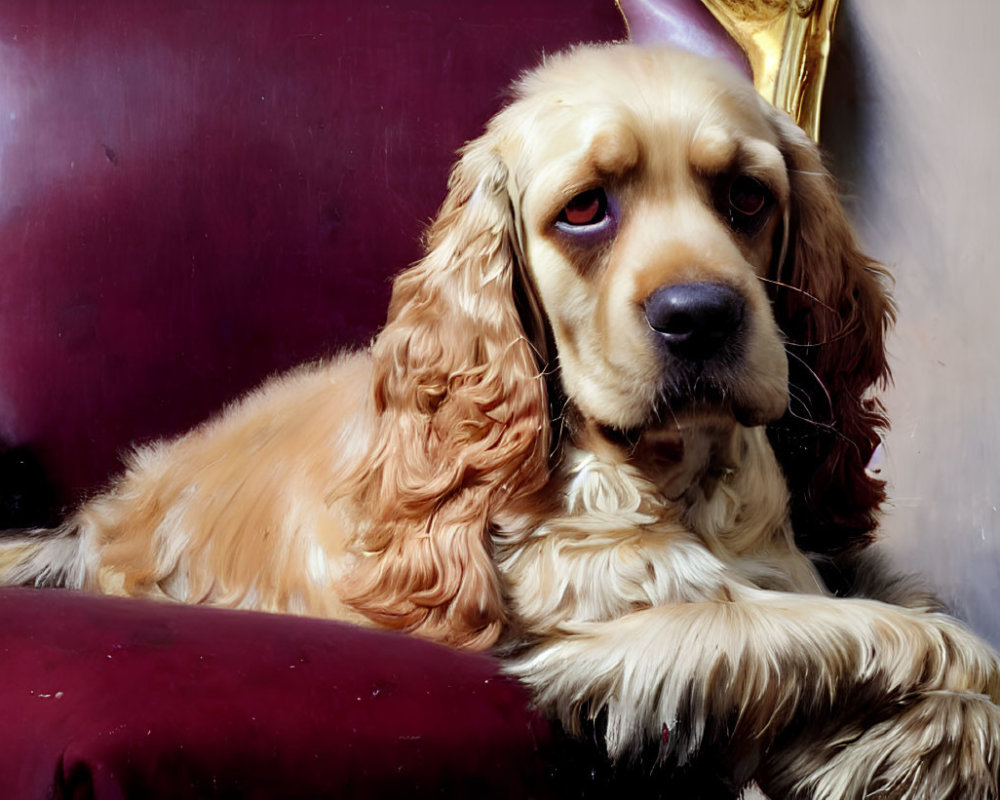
[698,0,839,140]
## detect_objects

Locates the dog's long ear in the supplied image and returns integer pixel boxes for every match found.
[342,132,550,650]
[766,111,895,555]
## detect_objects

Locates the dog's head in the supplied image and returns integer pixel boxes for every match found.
[494,45,890,542]
[349,44,892,647]
[499,46,792,434]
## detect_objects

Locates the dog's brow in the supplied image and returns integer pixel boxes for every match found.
[738,140,790,199]
[689,125,738,175]
[586,125,640,179]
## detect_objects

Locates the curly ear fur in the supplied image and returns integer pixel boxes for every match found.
[341,136,551,650]
[766,112,895,555]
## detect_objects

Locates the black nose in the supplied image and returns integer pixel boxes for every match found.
[644,282,746,361]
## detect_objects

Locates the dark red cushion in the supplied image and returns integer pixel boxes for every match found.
[0,588,553,798]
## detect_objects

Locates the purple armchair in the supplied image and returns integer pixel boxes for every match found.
[0,1,747,796]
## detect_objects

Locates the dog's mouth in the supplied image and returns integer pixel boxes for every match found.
[597,381,746,444]
[648,364,788,430]
[649,383,745,428]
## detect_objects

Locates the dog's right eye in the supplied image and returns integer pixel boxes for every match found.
[557,188,608,227]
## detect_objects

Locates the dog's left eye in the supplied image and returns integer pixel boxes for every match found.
[720,175,774,235]
[557,188,608,227]
[730,176,769,216]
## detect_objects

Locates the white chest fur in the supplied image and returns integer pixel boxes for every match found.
[494,427,824,639]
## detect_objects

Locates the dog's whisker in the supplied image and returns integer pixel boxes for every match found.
[786,384,814,418]
[757,275,837,316]
[785,349,835,420]
[782,318,864,350]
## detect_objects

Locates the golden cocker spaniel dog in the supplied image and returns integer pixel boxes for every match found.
[3,44,1000,798]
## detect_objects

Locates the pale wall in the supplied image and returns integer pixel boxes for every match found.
[822,1,1000,644]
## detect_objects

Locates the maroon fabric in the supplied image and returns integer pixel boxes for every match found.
[0,0,627,506]
[0,588,552,798]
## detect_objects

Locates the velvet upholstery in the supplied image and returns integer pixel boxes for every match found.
[0,589,550,798]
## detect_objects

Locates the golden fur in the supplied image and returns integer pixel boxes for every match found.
[2,44,999,797]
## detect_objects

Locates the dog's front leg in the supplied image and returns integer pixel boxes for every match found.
[508,587,1000,798]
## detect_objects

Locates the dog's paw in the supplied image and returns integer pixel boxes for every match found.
[506,633,629,751]
[771,690,1000,800]
[506,623,682,761]
[918,613,1000,702]
[505,616,732,764]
